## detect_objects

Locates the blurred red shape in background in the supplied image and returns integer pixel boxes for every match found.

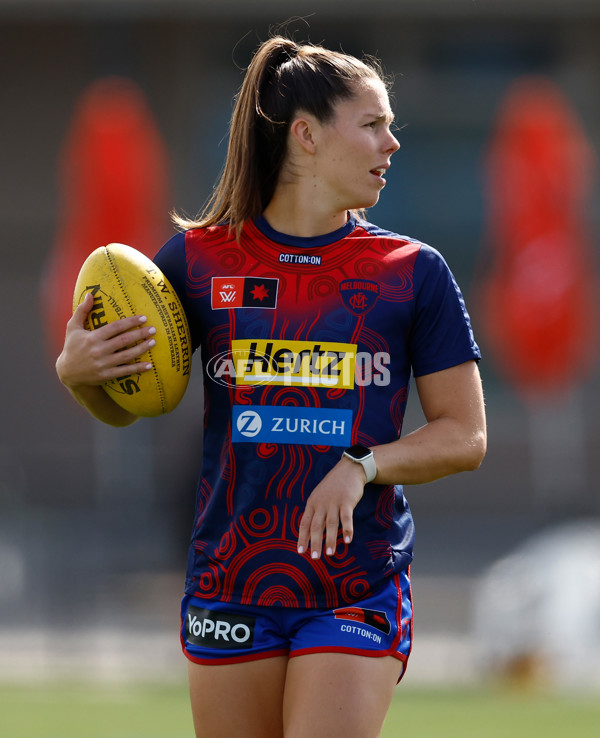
[42,76,171,360]
[477,76,598,399]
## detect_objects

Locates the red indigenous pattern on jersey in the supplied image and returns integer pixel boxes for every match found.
[154,216,479,608]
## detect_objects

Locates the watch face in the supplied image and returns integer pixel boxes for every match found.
[346,444,372,459]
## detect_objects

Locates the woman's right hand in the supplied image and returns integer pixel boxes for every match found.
[56,292,157,391]
[55,293,158,426]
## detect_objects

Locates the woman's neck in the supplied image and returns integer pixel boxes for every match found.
[263,187,349,238]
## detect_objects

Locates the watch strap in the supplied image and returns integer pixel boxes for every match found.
[342,446,377,484]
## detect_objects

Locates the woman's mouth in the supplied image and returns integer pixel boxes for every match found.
[370,167,388,183]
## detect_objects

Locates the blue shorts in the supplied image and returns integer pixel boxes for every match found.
[181,570,413,680]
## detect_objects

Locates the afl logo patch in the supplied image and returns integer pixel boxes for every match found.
[212,276,278,309]
[339,279,379,316]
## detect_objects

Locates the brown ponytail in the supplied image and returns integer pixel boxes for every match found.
[173,36,384,238]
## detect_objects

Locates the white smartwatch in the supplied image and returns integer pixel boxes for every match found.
[342,444,377,484]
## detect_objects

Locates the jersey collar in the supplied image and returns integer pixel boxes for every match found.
[253,214,357,248]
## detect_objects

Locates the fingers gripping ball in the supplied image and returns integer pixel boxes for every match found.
[73,243,192,417]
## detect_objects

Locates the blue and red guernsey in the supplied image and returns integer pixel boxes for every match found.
[154,215,480,609]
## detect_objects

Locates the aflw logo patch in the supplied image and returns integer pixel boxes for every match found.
[211,276,278,309]
[231,339,356,388]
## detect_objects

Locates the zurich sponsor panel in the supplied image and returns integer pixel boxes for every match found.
[232,405,352,445]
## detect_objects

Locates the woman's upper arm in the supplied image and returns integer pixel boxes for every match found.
[415,360,487,444]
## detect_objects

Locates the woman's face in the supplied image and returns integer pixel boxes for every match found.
[312,77,400,213]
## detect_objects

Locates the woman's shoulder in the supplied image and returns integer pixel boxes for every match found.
[355,217,426,254]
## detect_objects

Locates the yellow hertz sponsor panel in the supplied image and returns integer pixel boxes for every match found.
[231,339,356,388]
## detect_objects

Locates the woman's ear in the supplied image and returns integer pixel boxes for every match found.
[288,115,318,154]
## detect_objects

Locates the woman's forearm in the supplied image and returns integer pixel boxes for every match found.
[62,381,139,427]
[372,415,486,486]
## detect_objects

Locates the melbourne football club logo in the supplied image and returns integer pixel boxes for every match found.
[339,279,380,316]
[211,276,279,309]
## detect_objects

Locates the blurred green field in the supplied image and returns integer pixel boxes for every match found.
[2,682,600,737]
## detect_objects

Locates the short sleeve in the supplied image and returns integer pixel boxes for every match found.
[154,231,201,351]
[409,245,481,377]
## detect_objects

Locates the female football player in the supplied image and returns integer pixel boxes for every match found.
[57,35,486,738]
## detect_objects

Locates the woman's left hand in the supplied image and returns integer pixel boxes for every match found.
[297,458,367,559]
